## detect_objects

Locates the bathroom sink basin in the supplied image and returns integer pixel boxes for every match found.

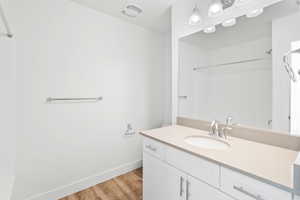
[184,136,230,150]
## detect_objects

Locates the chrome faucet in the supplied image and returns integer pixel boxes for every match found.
[209,117,234,139]
[226,116,233,125]
[209,120,220,137]
[220,116,233,139]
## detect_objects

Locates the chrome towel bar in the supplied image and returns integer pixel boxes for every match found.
[193,57,270,71]
[193,49,272,71]
[46,97,103,103]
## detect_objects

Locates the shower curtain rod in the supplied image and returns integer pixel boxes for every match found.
[193,49,272,71]
[0,3,13,38]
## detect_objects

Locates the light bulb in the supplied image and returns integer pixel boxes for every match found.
[203,26,216,33]
[189,6,202,25]
[208,0,224,17]
[222,18,236,27]
[246,8,264,18]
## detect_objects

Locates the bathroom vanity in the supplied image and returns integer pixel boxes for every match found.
[141,125,300,200]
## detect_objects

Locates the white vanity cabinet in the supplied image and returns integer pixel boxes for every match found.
[143,137,234,200]
[143,137,293,200]
[221,167,291,200]
[187,175,233,200]
[143,152,233,200]
[143,152,179,200]
[143,137,185,200]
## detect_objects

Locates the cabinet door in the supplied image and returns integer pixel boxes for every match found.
[164,162,187,200]
[143,152,185,200]
[143,152,166,200]
[188,175,233,200]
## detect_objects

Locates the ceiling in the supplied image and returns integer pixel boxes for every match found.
[72,0,178,33]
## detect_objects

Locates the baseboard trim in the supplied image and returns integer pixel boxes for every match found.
[25,160,142,200]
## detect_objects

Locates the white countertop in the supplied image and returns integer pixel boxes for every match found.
[140,125,299,189]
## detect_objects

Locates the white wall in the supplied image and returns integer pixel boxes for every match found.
[178,42,209,119]
[8,0,169,199]
[179,38,272,128]
[272,12,300,133]
[162,33,172,126]
[291,40,300,136]
[0,0,16,198]
[291,40,300,135]
[0,37,16,200]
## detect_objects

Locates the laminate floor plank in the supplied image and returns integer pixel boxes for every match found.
[59,168,143,200]
[132,168,142,178]
[116,172,142,200]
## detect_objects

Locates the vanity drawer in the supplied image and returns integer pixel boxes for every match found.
[220,167,291,200]
[165,145,220,188]
[143,137,166,160]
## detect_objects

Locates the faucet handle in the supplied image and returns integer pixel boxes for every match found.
[221,126,231,139]
[226,116,233,125]
[209,120,221,137]
[209,120,217,136]
[221,127,226,139]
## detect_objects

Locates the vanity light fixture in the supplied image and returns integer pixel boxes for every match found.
[208,0,224,17]
[222,18,236,27]
[203,26,216,33]
[246,8,264,18]
[189,5,202,25]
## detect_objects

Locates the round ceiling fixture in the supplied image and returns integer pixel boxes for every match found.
[203,26,216,33]
[246,8,264,18]
[121,4,143,18]
[222,18,237,27]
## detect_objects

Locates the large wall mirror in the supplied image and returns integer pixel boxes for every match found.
[177,0,300,134]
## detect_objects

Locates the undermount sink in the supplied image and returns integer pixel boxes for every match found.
[184,135,230,150]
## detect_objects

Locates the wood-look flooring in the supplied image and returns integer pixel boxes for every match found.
[59,168,143,200]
